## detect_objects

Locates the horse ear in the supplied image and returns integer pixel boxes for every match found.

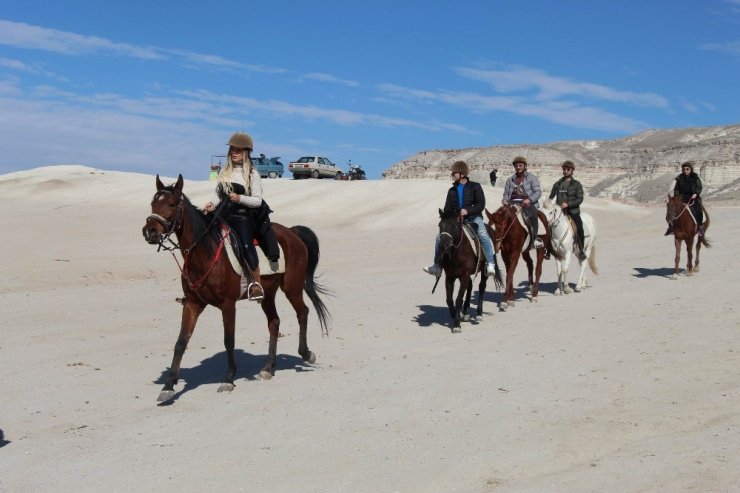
[439,208,444,218]
[156,174,165,190]
[175,174,184,192]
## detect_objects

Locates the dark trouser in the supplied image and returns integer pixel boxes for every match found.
[250,203,280,261]
[569,211,585,251]
[523,204,538,238]
[689,201,703,226]
[226,214,258,271]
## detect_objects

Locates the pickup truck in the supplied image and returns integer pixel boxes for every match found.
[288,156,343,179]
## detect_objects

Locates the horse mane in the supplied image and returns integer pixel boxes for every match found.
[160,184,220,257]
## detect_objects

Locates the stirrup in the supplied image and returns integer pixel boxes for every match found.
[247,282,264,301]
[533,238,544,249]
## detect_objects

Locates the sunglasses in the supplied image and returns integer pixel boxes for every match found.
[682,167,691,171]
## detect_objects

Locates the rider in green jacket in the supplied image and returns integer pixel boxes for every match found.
[549,160,586,261]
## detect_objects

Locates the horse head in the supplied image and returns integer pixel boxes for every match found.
[665,194,684,226]
[142,174,186,245]
[437,208,461,259]
[485,205,515,253]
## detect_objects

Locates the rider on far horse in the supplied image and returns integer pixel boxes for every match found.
[502,156,545,252]
[548,160,587,261]
[423,160,497,278]
[665,161,704,237]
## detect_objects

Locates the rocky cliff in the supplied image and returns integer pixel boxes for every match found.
[383,124,740,203]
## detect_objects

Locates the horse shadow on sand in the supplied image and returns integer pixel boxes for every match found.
[416,279,561,328]
[153,350,313,405]
[0,429,9,448]
[633,267,675,279]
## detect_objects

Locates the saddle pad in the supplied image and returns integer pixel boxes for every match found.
[223,230,285,277]
[514,208,547,253]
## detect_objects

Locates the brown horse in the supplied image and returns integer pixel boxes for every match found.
[485,205,554,309]
[666,194,711,279]
[435,209,503,331]
[142,175,331,402]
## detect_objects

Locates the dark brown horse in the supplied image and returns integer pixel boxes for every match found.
[666,194,711,279]
[435,209,502,331]
[142,175,331,402]
[485,205,555,309]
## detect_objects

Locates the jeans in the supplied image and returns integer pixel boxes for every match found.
[433,215,494,265]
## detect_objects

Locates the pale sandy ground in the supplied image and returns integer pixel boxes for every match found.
[1,165,739,493]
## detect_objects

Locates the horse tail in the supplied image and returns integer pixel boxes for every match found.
[588,244,599,275]
[291,225,332,336]
[699,205,712,248]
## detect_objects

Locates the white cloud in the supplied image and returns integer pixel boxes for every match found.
[454,66,669,108]
[302,72,359,87]
[701,40,740,55]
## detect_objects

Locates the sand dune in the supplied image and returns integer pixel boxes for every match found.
[1,166,738,492]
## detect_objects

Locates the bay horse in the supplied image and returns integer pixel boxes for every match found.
[435,209,503,331]
[542,199,598,294]
[142,175,331,402]
[485,205,555,309]
[665,194,711,279]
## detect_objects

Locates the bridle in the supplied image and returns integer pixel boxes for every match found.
[440,216,464,251]
[667,197,694,225]
[147,190,185,253]
[146,188,228,294]
[491,206,517,252]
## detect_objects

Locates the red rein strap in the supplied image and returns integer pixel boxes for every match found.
[179,227,228,291]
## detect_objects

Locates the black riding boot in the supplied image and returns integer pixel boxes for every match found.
[227,215,263,300]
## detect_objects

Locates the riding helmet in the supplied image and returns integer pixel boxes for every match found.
[512,156,527,166]
[227,132,254,151]
[450,160,470,176]
[681,161,694,172]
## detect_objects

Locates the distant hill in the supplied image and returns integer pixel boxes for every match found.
[383,124,740,203]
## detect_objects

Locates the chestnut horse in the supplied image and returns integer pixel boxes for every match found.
[142,175,331,402]
[485,205,554,309]
[666,194,711,279]
[435,209,503,331]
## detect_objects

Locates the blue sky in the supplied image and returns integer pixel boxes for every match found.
[1,1,739,179]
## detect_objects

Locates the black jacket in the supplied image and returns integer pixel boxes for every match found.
[443,180,486,218]
[674,172,702,202]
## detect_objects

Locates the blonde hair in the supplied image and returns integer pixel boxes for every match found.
[218,149,253,193]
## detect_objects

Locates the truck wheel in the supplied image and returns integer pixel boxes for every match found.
[268,171,277,179]
[335,172,342,180]
[312,170,320,179]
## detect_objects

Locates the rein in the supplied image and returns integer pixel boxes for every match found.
[148,189,228,293]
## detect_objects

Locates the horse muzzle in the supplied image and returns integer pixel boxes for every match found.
[142,224,162,244]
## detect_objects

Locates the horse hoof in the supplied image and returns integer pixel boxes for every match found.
[451,326,461,333]
[305,351,316,364]
[687,271,694,277]
[670,274,678,280]
[217,383,235,393]
[574,286,581,293]
[530,297,538,303]
[157,390,175,402]
[258,370,273,381]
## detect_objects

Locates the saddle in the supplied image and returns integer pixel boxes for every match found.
[512,206,547,252]
[223,227,285,299]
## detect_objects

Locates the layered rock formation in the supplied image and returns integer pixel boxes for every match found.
[383,124,740,203]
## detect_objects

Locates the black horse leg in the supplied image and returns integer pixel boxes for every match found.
[477,273,488,316]
[217,300,237,392]
[453,276,469,329]
[158,299,205,401]
[445,277,456,319]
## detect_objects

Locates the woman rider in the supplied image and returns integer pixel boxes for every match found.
[204,131,279,300]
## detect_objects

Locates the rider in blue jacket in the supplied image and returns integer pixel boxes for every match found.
[423,160,496,278]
